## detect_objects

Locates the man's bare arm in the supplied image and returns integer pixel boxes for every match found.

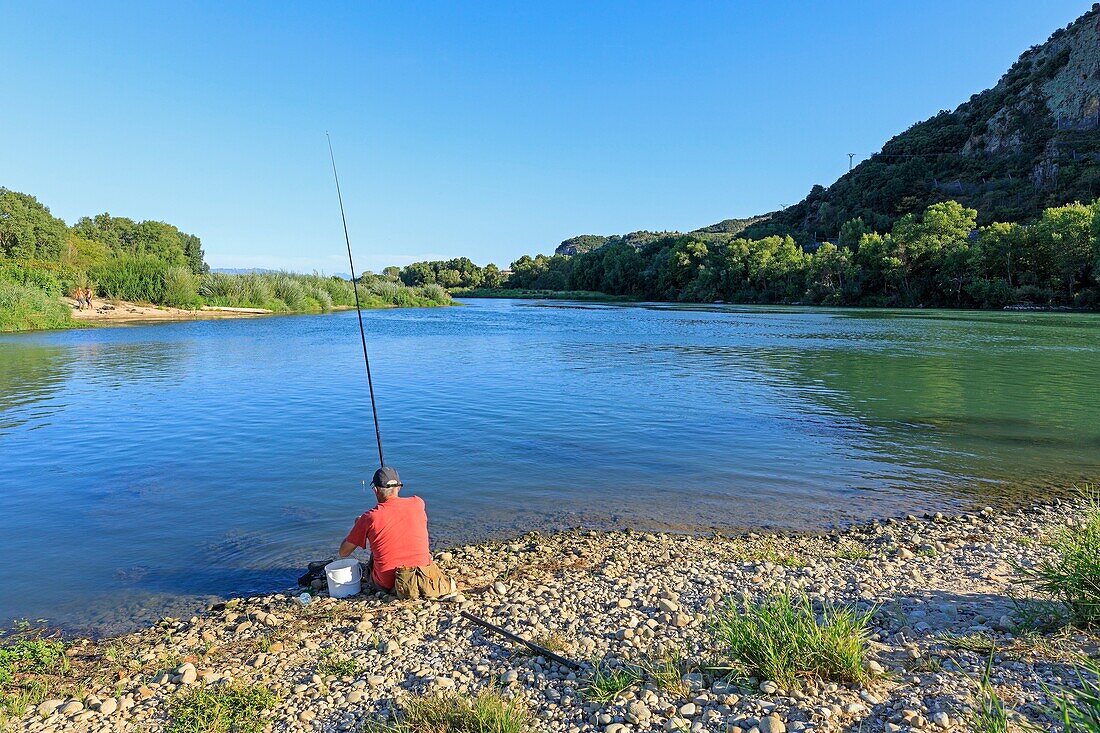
[338,541,358,558]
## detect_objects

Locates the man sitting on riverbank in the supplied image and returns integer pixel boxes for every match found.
[338,466,453,599]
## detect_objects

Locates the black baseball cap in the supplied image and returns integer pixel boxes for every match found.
[372,466,402,489]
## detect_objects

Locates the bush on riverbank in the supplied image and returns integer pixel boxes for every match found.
[711,593,874,688]
[0,259,452,332]
[0,281,73,332]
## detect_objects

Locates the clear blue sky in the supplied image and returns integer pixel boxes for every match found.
[2,1,1090,273]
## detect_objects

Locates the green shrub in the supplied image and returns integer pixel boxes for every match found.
[711,593,874,688]
[167,683,277,733]
[0,637,67,725]
[270,274,305,310]
[91,255,172,303]
[1017,489,1100,627]
[362,690,532,733]
[0,282,72,332]
[163,266,202,309]
[421,283,449,304]
[0,260,81,297]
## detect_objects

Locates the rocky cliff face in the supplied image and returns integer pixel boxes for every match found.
[1042,11,1100,130]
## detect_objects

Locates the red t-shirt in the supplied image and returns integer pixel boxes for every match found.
[344,495,432,590]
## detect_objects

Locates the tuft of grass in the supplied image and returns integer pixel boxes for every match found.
[829,545,875,561]
[1016,488,1100,628]
[316,652,361,678]
[167,683,277,733]
[943,632,1001,657]
[968,653,1011,733]
[731,539,806,567]
[711,593,874,688]
[1047,659,1100,732]
[582,663,643,703]
[362,690,532,733]
[638,649,690,697]
[513,633,568,658]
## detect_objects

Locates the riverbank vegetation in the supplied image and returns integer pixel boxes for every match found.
[0,188,450,332]
[0,281,73,331]
[497,199,1100,309]
[1017,488,1100,628]
[452,287,629,301]
[0,636,67,727]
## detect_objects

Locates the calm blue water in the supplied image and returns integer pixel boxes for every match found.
[1,299,1098,633]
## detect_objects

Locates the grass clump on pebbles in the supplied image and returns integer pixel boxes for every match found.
[967,655,1012,733]
[711,593,874,688]
[363,690,532,733]
[1048,659,1100,732]
[583,663,643,703]
[1016,488,1100,628]
[166,683,277,733]
[638,649,691,697]
[316,652,361,678]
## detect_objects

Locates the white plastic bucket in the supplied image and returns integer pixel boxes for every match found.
[324,558,362,598]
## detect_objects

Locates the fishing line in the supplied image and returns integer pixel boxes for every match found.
[327,132,385,468]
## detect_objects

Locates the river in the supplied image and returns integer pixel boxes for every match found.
[1,299,1097,634]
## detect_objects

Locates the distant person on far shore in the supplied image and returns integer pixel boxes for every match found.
[338,466,454,599]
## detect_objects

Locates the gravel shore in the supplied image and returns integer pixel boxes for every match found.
[11,499,1098,732]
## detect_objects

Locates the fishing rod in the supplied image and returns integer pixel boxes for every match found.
[327,133,386,469]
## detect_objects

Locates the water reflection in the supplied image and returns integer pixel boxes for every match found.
[0,343,72,432]
[0,302,1097,633]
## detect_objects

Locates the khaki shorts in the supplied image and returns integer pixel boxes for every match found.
[393,562,455,600]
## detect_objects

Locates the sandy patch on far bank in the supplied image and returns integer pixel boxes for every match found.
[66,298,272,324]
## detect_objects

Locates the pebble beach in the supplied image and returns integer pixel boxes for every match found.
[9,498,1099,732]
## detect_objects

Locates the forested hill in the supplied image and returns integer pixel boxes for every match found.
[741,3,1100,242]
[553,5,1100,256]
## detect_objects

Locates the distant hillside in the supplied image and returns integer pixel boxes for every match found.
[212,267,282,276]
[553,5,1099,256]
[213,268,352,280]
[691,215,772,235]
[742,3,1100,242]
